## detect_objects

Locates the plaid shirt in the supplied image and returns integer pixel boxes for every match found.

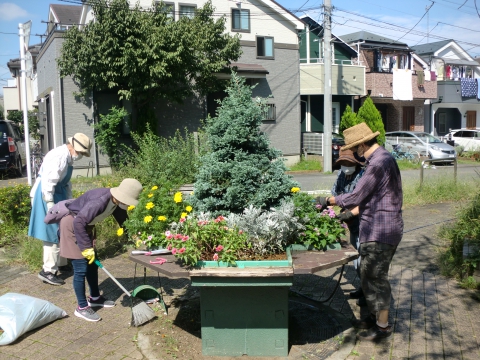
[335,146,403,246]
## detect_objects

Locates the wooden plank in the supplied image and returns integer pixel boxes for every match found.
[291,245,359,274]
[128,254,190,278]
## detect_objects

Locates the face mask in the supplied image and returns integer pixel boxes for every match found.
[341,165,357,175]
[72,152,83,161]
[118,203,128,210]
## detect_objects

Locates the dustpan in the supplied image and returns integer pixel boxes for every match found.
[132,285,167,314]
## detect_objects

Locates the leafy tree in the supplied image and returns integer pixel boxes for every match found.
[357,97,386,146]
[190,72,298,216]
[339,104,358,134]
[0,103,4,120]
[6,110,22,123]
[7,109,40,139]
[94,106,128,168]
[58,0,241,108]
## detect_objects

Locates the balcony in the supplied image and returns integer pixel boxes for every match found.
[300,60,365,96]
[437,81,479,104]
[365,71,437,99]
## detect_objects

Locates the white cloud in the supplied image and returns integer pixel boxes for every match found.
[0,3,29,21]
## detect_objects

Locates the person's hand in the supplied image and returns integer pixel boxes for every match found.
[81,248,95,265]
[46,201,54,210]
[314,196,330,211]
[337,210,355,222]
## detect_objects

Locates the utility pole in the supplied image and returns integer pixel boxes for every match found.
[19,21,32,185]
[323,0,332,173]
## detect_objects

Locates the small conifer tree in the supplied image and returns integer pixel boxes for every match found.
[356,97,386,145]
[191,72,298,216]
[339,105,358,134]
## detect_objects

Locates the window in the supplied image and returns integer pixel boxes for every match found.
[257,36,274,59]
[232,9,250,32]
[438,113,446,133]
[156,1,175,19]
[263,104,276,121]
[180,5,196,19]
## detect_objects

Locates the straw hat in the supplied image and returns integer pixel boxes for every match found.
[110,179,143,206]
[341,123,380,150]
[68,133,92,157]
[335,149,364,167]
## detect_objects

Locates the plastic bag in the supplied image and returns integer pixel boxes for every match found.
[0,293,67,345]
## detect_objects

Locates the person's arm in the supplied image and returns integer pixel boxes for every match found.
[73,200,108,251]
[41,153,64,203]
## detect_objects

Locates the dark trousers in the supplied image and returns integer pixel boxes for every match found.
[71,258,100,308]
[360,242,397,313]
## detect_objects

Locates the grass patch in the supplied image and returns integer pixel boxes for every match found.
[288,156,322,172]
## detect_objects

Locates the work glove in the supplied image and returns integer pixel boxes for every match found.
[314,196,330,211]
[81,248,95,265]
[337,210,355,223]
[46,201,54,210]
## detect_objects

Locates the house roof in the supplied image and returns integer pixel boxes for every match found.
[340,31,408,46]
[410,40,453,55]
[229,63,269,74]
[50,4,82,25]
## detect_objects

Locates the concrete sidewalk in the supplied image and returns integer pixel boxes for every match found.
[1,202,479,359]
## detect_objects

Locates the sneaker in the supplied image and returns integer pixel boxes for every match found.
[357,324,392,341]
[74,306,101,322]
[88,296,116,308]
[38,270,65,286]
[351,313,376,329]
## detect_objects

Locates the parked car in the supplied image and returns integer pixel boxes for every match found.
[448,128,480,151]
[385,131,456,163]
[332,132,345,168]
[0,120,25,177]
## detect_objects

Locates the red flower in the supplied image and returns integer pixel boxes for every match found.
[179,247,185,253]
[216,245,224,252]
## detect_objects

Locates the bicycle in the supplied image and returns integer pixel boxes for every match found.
[391,144,421,164]
[30,142,44,180]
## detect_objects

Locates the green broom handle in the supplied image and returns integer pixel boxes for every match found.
[94,259,131,297]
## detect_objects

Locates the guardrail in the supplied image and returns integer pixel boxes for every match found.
[419,158,457,188]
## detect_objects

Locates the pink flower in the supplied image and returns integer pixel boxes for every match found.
[239,230,243,234]
[213,253,219,261]
[180,217,186,223]
[182,235,189,242]
[165,231,171,237]
[174,234,183,239]
[167,244,172,250]
[148,235,153,241]
[216,245,224,252]
[224,226,229,230]
[214,215,225,223]
[172,248,177,255]
[179,247,185,253]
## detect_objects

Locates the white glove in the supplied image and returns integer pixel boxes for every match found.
[46,201,54,210]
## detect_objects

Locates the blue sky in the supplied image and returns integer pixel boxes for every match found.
[1,0,480,95]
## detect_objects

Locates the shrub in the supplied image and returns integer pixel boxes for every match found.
[340,105,358,133]
[356,97,386,146]
[0,184,31,227]
[191,72,298,216]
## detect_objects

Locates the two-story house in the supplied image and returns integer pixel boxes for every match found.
[298,16,365,155]
[340,31,437,133]
[411,40,480,136]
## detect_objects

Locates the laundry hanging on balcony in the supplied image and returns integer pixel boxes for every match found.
[460,78,477,98]
[393,69,413,100]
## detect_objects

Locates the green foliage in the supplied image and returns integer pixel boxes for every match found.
[0,184,31,227]
[0,103,4,120]
[115,125,203,188]
[340,105,358,133]
[6,110,40,139]
[15,236,43,271]
[122,185,193,249]
[292,192,346,249]
[94,106,128,168]
[288,156,322,171]
[438,191,480,279]
[57,0,241,106]
[6,109,22,123]
[191,72,298,216]
[356,97,386,146]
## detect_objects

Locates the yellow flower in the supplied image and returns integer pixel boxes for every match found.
[181,212,188,219]
[291,187,301,193]
[186,205,193,212]
[144,215,153,223]
[174,192,183,203]
[127,205,135,211]
[135,239,143,248]
[146,202,155,210]
[158,215,167,221]
[148,193,153,198]
[151,186,158,191]
[117,228,124,236]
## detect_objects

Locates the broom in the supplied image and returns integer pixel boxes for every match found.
[94,259,156,326]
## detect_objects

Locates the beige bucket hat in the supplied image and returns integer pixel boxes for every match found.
[341,123,380,150]
[68,133,92,157]
[110,179,143,206]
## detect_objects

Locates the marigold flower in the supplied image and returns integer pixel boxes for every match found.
[146,202,154,210]
[174,192,183,203]
[181,212,187,219]
[291,187,301,193]
[135,239,143,248]
[151,186,158,190]
[213,253,219,261]
[127,205,135,211]
[148,193,153,198]
[186,205,193,212]
[144,215,153,223]
[117,228,124,236]
[216,245,224,252]
[158,215,167,221]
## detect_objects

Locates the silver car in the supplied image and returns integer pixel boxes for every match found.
[385,131,456,162]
